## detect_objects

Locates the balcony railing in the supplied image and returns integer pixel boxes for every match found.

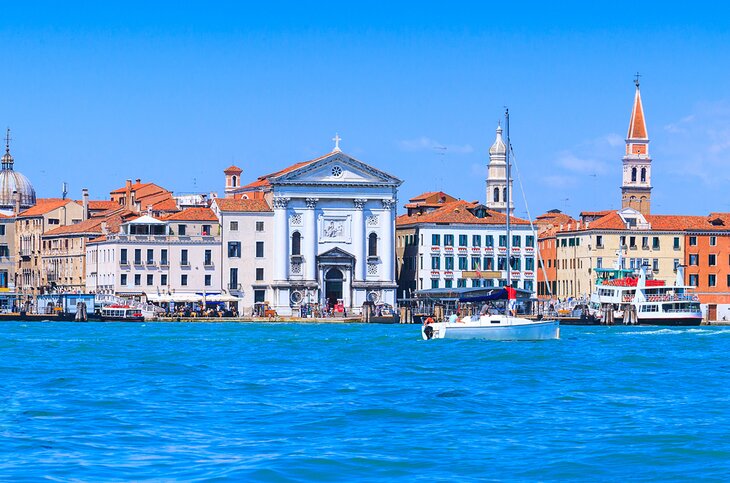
[228,282,241,291]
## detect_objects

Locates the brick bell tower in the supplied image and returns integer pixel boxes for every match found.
[621,74,652,215]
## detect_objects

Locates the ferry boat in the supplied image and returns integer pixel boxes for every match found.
[100,304,145,322]
[589,263,702,326]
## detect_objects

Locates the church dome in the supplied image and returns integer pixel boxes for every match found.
[489,124,507,157]
[0,131,36,211]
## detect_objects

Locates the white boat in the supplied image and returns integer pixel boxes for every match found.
[589,260,702,326]
[421,109,559,341]
[423,314,559,340]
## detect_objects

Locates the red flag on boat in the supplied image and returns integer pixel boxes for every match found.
[505,286,517,300]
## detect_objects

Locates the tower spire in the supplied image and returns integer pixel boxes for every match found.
[1,128,13,170]
[621,76,652,215]
[627,76,648,141]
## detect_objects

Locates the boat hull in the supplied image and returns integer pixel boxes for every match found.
[423,320,560,341]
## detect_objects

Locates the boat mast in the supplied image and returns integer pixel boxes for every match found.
[505,108,511,288]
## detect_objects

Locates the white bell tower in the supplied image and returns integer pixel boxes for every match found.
[486,124,513,215]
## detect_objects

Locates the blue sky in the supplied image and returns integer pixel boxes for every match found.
[1,1,729,218]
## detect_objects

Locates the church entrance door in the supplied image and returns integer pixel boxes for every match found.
[324,268,344,308]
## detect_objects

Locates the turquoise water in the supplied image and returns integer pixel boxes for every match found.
[1,323,730,481]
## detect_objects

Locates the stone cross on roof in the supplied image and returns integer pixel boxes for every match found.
[333,133,342,152]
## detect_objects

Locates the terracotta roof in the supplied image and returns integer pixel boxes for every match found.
[559,211,730,233]
[579,210,612,218]
[396,200,530,227]
[162,207,218,222]
[17,198,76,218]
[215,198,272,212]
[224,165,243,174]
[88,200,119,211]
[628,86,648,139]
[238,152,335,191]
[404,191,458,209]
[110,181,154,194]
[44,211,135,237]
[151,197,180,212]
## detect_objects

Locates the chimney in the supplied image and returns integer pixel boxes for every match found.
[135,178,141,184]
[13,190,19,216]
[147,204,152,216]
[82,188,89,221]
[125,179,132,211]
[101,221,108,234]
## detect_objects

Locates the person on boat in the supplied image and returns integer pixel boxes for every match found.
[424,315,435,325]
[448,312,458,324]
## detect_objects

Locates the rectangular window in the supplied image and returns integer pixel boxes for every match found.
[510,256,521,270]
[120,249,128,264]
[689,236,697,246]
[674,259,680,271]
[161,274,167,286]
[134,249,141,264]
[204,249,212,266]
[727,274,730,287]
[181,249,189,265]
[161,249,168,265]
[485,235,494,247]
[560,238,567,247]
[471,257,481,270]
[710,236,717,246]
[0,225,5,235]
[689,254,699,266]
[642,236,649,249]
[256,221,264,232]
[472,235,481,247]
[709,254,717,266]
[256,268,264,281]
[431,279,439,289]
[498,256,507,270]
[484,257,494,270]
[709,274,717,287]
[512,235,521,247]
[431,256,440,270]
[620,235,626,247]
[596,235,604,248]
[228,241,241,258]
[202,225,211,236]
[444,256,454,270]
[181,274,188,286]
[629,236,636,248]
[689,274,698,286]
[146,249,154,264]
[179,224,187,235]
[471,279,481,288]
[458,234,468,247]
[255,241,264,258]
[0,245,9,257]
[134,274,141,286]
[457,279,466,288]
[458,256,468,270]
[653,259,659,271]
[525,257,534,271]
[597,257,603,269]
[526,235,534,247]
[431,234,440,246]
[652,237,660,249]
[444,279,452,288]
[205,274,211,286]
[444,234,454,246]
[230,221,238,231]
[254,289,265,303]
[230,268,238,287]
[147,274,153,286]
[120,274,127,286]
[499,235,507,247]
[673,237,680,249]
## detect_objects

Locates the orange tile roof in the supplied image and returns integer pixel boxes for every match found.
[397,200,531,227]
[17,198,77,218]
[238,152,334,191]
[88,200,119,211]
[44,211,136,236]
[162,207,218,222]
[224,165,243,174]
[628,86,648,139]
[404,191,458,209]
[558,211,730,233]
[215,198,272,213]
[579,210,612,218]
[109,181,154,194]
[151,198,180,212]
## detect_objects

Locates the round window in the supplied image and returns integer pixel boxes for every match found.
[290,291,303,304]
[331,165,343,177]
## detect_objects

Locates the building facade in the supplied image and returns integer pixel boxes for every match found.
[224,146,402,316]
[396,198,537,298]
[684,215,730,320]
[86,208,221,298]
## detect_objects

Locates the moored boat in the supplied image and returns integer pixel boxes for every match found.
[100,304,145,322]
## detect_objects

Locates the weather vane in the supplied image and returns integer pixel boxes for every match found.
[634,72,641,88]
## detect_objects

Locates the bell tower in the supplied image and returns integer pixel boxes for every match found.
[486,124,513,214]
[621,74,652,215]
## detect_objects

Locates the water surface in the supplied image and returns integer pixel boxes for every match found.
[1,322,729,481]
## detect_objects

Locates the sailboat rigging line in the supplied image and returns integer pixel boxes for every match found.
[509,142,553,297]
[505,108,511,287]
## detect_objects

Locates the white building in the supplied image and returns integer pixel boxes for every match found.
[396,195,537,298]
[485,124,514,215]
[85,208,221,299]
[222,143,402,316]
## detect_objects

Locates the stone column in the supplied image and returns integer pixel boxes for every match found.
[353,198,367,281]
[273,197,290,281]
[304,197,318,281]
[380,198,396,282]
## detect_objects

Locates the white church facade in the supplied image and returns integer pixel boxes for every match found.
[220,142,402,316]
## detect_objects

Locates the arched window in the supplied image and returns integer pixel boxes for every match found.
[368,232,378,257]
[631,167,637,182]
[232,175,237,187]
[291,232,301,256]
[640,167,646,183]
[493,187,499,202]
[502,188,507,204]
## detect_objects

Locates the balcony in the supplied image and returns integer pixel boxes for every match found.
[119,260,129,267]
[180,260,190,267]
[228,282,241,291]
[204,261,215,268]
[159,260,169,267]
[133,259,143,266]
[146,260,156,266]
[430,246,440,253]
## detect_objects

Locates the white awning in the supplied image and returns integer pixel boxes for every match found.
[206,294,240,302]
[146,294,173,303]
[170,293,204,303]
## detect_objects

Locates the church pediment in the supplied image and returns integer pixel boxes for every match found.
[270,152,402,187]
[318,247,355,260]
